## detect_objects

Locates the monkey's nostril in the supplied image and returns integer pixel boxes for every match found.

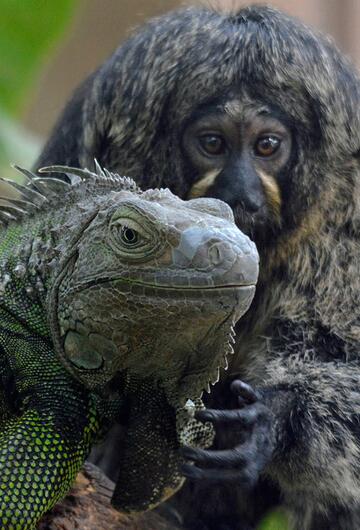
[208,243,223,266]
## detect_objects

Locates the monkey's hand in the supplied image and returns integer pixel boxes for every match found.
[181,380,275,487]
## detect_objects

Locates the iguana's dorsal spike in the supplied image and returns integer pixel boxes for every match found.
[104,167,125,185]
[0,177,47,206]
[0,160,141,225]
[32,177,71,195]
[39,163,140,192]
[0,163,140,228]
[39,165,97,183]
[94,159,107,179]
[0,210,17,224]
[12,165,51,197]
[104,168,114,181]
[0,196,39,211]
[0,203,26,219]
[64,173,83,185]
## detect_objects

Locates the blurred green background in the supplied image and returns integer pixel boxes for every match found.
[0,0,78,177]
[0,1,291,528]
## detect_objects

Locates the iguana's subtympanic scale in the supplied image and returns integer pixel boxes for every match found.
[0,163,258,528]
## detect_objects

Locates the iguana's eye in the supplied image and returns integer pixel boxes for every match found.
[120,226,139,246]
[108,205,163,261]
[111,220,144,250]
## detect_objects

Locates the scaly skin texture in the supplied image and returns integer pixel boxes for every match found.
[0,230,100,528]
[0,164,258,528]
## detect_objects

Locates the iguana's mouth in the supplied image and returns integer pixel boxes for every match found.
[67,276,256,295]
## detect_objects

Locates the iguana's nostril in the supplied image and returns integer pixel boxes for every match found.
[208,242,224,266]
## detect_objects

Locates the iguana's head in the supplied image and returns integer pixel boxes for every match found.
[43,167,258,404]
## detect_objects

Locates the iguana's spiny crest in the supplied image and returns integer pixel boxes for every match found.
[0,161,138,223]
[0,163,258,515]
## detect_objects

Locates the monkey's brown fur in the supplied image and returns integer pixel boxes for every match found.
[36,5,360,530]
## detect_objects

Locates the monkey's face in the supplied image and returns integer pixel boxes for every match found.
[182,98,294,245]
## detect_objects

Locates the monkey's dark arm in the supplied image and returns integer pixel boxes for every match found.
[183,358,360,511]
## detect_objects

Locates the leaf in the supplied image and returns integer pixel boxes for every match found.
[257,510,290,530]
[0,111,42,182]
[0,0,78,116]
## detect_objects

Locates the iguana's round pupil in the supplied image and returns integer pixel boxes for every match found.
[121,226,138,245]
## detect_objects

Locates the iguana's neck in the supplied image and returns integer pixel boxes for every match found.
[0,215,56,341]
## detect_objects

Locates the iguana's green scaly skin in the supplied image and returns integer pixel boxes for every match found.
[0,222,100,528]
[0,164,258,528]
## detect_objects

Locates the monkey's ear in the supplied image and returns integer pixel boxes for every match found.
[186,197,234,223]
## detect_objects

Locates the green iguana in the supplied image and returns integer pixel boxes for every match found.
[0,163,258,529]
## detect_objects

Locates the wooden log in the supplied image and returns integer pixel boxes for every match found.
[38,464,180,530]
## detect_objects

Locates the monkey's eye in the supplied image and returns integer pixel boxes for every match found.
[198,134,227,156]
[254,136,281,157]
[120,226,139,246]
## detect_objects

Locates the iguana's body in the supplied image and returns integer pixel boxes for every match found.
[0,164,258,528]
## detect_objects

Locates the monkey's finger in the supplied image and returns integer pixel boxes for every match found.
[181,464,253,485]
[195,407,258,426]
[181,446,248,469]
[236,396,247,408]
[230,380,259,403]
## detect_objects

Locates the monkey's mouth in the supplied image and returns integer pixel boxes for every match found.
[233,203,280,243]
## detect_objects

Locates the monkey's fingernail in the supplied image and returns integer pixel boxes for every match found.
[230,380,258,403]
[195,410,214,422]
[180,446,198,460]
[237,396,246,408]
[181,463,202,479]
